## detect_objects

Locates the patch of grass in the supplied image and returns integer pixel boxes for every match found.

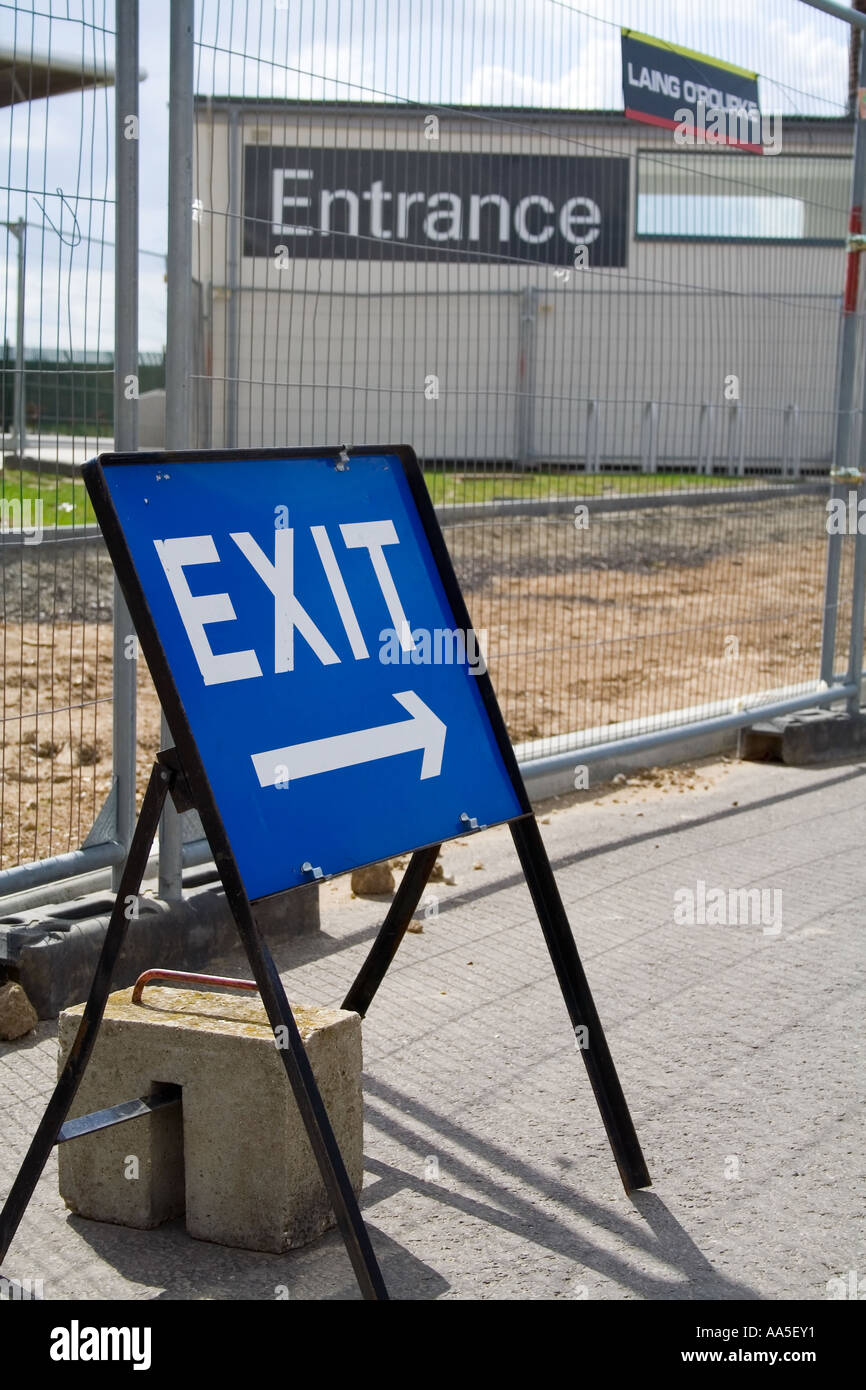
[0,468,96,528]
[420,469,746,507]
[0,462,749,527]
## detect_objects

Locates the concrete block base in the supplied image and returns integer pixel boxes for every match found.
[739,708,866,765]
[58,987,362,1253]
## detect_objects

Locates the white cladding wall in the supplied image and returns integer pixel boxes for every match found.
[207,288,522,459]
[193,108,849,465]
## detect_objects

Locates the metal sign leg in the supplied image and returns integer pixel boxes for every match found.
[343,843,442,1016]
[510,816,651,1194]
[222,888,389,1300]
[0,762,171,1263]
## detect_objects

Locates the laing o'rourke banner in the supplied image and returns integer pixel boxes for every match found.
[243,148,629,266]
[621,29,762,153]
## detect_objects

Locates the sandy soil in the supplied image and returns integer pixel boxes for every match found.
[448,494,843,743]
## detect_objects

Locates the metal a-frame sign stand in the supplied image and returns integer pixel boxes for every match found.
[0,444,650,1301]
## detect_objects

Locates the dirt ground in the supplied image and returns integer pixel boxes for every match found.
[447,494,842,742]
[0,492,846,869]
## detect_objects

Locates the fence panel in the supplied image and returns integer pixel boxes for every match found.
[1,4,118,873]
[443,486,835,749]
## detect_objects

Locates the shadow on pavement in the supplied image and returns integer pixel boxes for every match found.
[362,1075,761,1300]
[65,1206,447,1301]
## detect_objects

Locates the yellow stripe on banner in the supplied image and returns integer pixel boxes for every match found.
[621,28,758,83]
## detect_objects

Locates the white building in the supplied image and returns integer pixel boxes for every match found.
[192,100,853,471]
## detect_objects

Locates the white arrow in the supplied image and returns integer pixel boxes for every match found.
[251,691,446,787]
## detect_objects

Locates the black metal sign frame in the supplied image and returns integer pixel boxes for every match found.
[0,443,650,1302]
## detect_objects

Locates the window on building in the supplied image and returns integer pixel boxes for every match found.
[635,151,848,243]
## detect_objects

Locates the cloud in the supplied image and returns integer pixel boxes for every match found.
[461,35,620,108]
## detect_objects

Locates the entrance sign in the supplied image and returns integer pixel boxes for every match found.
[0,445,650,1303]
[244,147,630,267]
[94,448,525,900]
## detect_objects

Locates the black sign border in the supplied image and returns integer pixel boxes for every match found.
[83,443,532,906]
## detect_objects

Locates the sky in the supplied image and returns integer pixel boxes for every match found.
[0,0,853,354]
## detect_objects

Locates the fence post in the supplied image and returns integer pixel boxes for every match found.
[726,402,745,476]
[111,0,139,889]
[697,401,714,475]
[1,218,27,456]
[585,398,600,471]
[821,29,866,682]
[12,219,25,459]
[783,404,801,478]
[225,105,241,449]
[847,481,866,713]
[846,277,866,710]
[641,400,658,473]
[821,475,846,684]
[159,0,195,901]
[516,287,537,468]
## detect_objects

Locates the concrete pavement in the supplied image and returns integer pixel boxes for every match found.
[1,754,864,1300]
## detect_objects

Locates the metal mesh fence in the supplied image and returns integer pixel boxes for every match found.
[191,0,863,756]
[0,3,167,873]
[2,0,865,887]
[449,485,853,747]
[1,3,114,870]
